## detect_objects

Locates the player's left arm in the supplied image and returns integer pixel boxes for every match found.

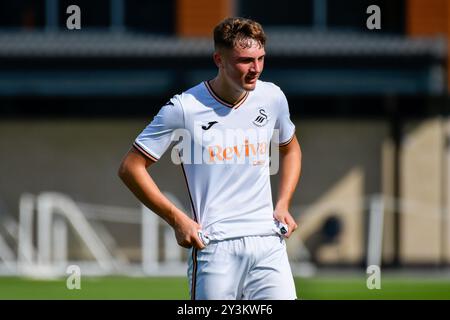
[274,134,301,238]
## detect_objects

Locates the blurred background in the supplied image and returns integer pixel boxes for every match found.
[0,0,450,299]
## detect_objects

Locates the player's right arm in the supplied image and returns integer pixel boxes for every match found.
[118,96,205,249]
[118,147,204,249]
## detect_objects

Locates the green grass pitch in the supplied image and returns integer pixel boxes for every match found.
[0,276,449,300]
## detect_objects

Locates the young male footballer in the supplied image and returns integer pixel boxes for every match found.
[118,17,302,300]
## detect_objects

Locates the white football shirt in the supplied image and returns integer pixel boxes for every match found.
[134,80,295,240]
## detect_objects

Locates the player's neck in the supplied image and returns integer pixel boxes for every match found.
[209,77,246,105]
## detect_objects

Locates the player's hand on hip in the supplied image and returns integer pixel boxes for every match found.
[273,209,298,238]
[173,215,206,249]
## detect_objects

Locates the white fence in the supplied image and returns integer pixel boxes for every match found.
[2,191,439,278]
[0,191,319,278]
[0,192,189,277]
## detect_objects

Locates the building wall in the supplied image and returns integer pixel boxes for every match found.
[0,118,389,265]
[400,118,445,264]
[0,119,160,210]
[2,117,449,265]
[176,0,233,37]
[286,120,389,265]
[407,0,448,36]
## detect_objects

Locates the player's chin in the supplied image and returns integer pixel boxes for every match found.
[242,80,258,91]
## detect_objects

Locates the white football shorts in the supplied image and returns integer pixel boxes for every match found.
[188,235,297,300]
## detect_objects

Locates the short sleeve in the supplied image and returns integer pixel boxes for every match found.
[274,89,296,146]
[133,97,184,161]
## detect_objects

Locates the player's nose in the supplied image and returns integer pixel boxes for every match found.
[250,61,261,74]
[253,61,262,73]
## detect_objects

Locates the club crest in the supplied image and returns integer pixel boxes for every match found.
[252,108,269,127]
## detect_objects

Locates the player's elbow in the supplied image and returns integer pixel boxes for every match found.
[118,158,133,182]
[118,148,153,182]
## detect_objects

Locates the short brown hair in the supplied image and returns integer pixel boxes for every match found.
[213,17,266,50]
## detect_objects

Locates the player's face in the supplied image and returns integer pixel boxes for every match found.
[220,39,265,91]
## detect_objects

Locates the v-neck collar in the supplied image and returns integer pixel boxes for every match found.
[204,80,249,110]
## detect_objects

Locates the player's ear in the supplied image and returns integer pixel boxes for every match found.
[213,51,223,69]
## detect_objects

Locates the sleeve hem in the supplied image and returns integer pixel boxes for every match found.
[279,132,295,147]
[133,141,159,162]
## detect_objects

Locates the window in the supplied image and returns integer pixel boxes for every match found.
[58,0,110,29]
[327,0,405,34]
[238,0,313,27]
[0,0,45,29]
[125,0,175,34]
[238,0,404,33]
